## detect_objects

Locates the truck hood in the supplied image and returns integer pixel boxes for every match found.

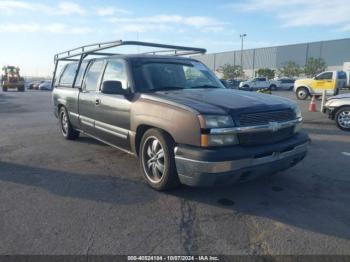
[328,93,350,100]
[295,78,313,86]
[142,88,296,117]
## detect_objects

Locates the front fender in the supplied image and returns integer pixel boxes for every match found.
[131,99,202,147]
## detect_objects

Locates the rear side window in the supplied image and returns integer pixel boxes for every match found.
[84,60,105,92]
[59,63,78,86]
[337,71,347,80]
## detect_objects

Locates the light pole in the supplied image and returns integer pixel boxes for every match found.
[240,34,247,69]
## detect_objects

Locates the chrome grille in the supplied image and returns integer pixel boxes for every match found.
[239,109,295,127]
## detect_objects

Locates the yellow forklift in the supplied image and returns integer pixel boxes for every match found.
[1,66,25,92]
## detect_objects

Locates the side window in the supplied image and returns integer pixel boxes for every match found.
[102,60,128,89]
[84,60,105,91]
[316,72,333,80]
[59,63,78,86]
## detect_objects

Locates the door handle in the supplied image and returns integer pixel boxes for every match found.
[95,98,101,105]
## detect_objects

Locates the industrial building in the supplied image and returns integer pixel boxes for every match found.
[193,37,350,77]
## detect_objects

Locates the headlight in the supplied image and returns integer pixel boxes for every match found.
[293,105,302,119]
[199,115,234,128]
[201,134,238,147]
[292,105,302,133]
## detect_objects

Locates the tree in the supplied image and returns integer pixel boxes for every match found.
[278,61,302,78]
[304,57,327,77]
[219,64,244,80]
[256,68,275,79]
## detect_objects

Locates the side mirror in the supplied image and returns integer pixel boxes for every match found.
[101,80,128,95]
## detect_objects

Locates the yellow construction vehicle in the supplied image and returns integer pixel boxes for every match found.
[1,66,25,92]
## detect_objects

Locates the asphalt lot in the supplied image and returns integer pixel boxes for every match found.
[1,89,350,255]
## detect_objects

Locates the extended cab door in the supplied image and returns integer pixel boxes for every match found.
[78,59,105,135]
[94,59,132,151]
[311,71,335,94]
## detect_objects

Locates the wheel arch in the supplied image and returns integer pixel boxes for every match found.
[134,124,175,156]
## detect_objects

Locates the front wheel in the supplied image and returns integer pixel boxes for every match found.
[335,106,350,131]
[139,129,180,191]
[2,86,8,92]
[59,107,79,140]
[296,87,309,100]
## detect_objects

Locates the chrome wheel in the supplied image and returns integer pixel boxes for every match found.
[142,136,165,183]
[60,110,69,135]
[297,89,307,100]
[337,110,350,129]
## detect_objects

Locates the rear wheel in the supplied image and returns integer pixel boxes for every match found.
[59,107,79,140]
[18,86,25,92]
[2,86,8,92]
[139,129,180,191]
[296,87,309,100]
[335,106,350,131]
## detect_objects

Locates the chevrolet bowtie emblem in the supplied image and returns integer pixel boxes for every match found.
[269,121,280,132]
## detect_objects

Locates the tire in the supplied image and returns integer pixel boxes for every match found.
[335,106,350,131]
[18,86,25,92]
[139,128,180,191]
[2,86,7,92]
[59,107,79,140]
[269,85,277,91]
[296,87,309,100]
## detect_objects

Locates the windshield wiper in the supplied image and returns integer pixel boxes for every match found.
[154,86,185,91]
[191,84,220,89]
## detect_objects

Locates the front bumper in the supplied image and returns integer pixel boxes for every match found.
[175,132,309,186]
[322,106,336,119]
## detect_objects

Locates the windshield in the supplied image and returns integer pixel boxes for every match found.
[132,60,225,92]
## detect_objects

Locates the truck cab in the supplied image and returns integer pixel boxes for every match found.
[294,71,347,100]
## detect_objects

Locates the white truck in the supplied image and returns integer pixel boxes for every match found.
[294,70,348,100]
[238,77,294,91]
[239,77,277,90]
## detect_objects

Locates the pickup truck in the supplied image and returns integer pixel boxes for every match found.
[294,71,347,100]
[52,40,309,191]
[239,77,271,90]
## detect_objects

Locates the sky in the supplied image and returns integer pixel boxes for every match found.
[1,0,350,76]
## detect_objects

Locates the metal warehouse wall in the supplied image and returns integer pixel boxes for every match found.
[193,37,350,74]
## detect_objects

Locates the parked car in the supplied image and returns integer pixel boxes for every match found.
[294,71,347,100]
[38,81,53,91]
[52,40,308,191]
[239,77,276,91]
[29,81,44,90]
[323,93,350,131]
[274,78,295,90]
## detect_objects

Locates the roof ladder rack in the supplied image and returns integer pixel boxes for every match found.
[52,40,206,89]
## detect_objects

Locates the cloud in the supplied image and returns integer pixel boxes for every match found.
[57,1,85,15]
[0,0,86,16]
[108,14,228,33]
[96,6,130,16]
[228,0,350,29]
[0,23,94,34]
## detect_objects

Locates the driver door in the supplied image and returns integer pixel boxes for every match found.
[94,59,132,150]
[311,72,334,94]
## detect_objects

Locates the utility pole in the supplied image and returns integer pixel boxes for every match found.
[240,34,247,69]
